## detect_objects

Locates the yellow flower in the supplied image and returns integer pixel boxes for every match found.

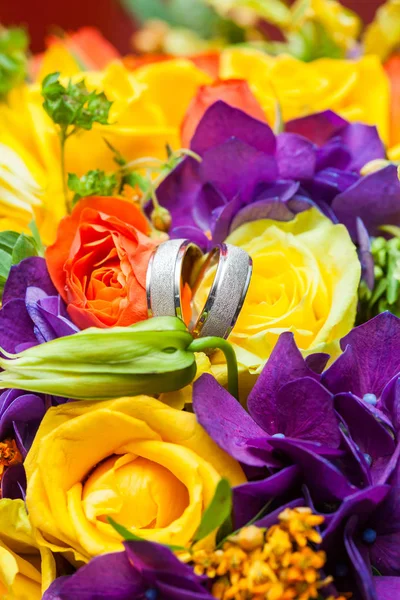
[219,47,390,144]
[25,396,245,562]
[0,53,210,243]
[0,498,55,599]
[195,208,360,374]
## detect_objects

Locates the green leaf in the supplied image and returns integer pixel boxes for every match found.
[107,517,185,551]
[193,478,232,543]
[0,230,39,299]
[28,220,45,257]
[42,73,113,132]
[0,231,20,254]
[0,26,29,99]
[11,234,38,265]
[103,138,127,167]
[68,169,118,205]
[123,171,149,193]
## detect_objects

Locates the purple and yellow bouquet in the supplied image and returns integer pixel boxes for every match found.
[2,1,400,598]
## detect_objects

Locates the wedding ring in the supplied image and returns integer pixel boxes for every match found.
[146,239,202,319]
[146,239,252,339]
[191,243,253,339]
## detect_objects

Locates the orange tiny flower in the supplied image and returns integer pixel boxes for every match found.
[46,197,158,329]
[0,439,22,488]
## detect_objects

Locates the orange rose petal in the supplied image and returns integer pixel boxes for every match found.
[181,79,266,147]
[46,196,158,329]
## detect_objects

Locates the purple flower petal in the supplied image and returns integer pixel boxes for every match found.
[357,217,375,290]
[338,426,372,489]
[316,138,352,171]
[332,165,400,239]
[337,122,386,173]
[380,376,400,434]
[191,101,276,156]
[233,465,301,528]
[211,195,242,245]
[305,353,330,374]
[3,257,57,304]
[285,110,348,145]
[276,133,316,180]
[155,581,213,600]
[344,517,377,600]
[374,577,400,598]
[192,374,272,467]
[191,183,226,231]
[322,486,390,547]
[370,462,400,575]
[268,436,357,502]
[169,226,211,251]
[1,463,26,500]
[247,332,319,431]
[199,138,278,203]
[270,377,340,447]
[322,312,400,398]
[26,288,79,342]
[156,157,203,229]
[124,541,205,585]
[228,198,295,233]
[43,552,146,600]
[307,168,359,205]
[335,392,396,483]
[0,299,38,353]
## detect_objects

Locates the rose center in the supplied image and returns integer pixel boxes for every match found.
[82,455,189,531]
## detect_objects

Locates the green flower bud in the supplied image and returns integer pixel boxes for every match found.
[0,317,239,400]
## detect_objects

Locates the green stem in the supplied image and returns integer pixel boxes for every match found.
[60,128,71,214]
[187,337,239,400]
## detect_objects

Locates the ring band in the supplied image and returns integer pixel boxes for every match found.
[146,239,252,339]
[146,239,202,319]
[191,243,253,339]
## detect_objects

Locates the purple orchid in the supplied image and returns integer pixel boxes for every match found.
[155,102,392,249]
[43,540,213,600]
[0,256,79,353]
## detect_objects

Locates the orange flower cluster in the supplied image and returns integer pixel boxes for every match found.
[0,439,22,490]
[182,508,350,600]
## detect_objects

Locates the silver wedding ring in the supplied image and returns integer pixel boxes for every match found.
[146,239,202,320]
[146,239,252,339]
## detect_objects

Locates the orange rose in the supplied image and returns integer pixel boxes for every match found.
[181,79,266,147]
[46,197,157,329]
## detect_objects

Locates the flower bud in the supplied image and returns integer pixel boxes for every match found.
[0,317,196,400]
[151,206,172,233]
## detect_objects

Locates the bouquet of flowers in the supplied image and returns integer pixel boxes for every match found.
[2,1,400,598]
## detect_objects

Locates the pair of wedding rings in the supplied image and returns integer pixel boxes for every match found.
[146,239,253,339]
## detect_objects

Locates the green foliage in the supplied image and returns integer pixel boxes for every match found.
[358,236,400,323]
[122,0,220,38]
[107,516,184,551]
[193,478,233,543]
[0,26,29,99]
[0,229,41,299]
[42,73,112,131]
[68,170,118,205]
[41,72,113,213]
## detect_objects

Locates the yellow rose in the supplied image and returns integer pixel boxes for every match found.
[219,48,390,144]
[0,498,55,599]
[195,208,360,374]
[0,55,210,243]
[25,396,245,562]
